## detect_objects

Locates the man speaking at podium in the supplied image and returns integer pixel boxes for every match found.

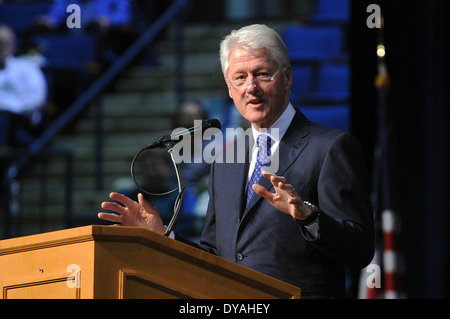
[99,24,374,299]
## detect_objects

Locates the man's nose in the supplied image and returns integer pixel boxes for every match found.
[245,79,262,93]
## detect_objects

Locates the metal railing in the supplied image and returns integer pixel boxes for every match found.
[2,0,189,238]
[1,148,74,237]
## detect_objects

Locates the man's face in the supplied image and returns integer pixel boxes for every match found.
[225,46,292,130]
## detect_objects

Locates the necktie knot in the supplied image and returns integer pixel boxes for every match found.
[257,134,271,147]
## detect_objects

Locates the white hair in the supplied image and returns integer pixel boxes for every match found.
[219,24,290,76]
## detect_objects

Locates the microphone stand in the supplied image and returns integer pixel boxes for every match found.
[165,143,185,236]
[130,141,186,237]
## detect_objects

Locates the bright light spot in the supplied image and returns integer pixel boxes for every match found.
[377,45,386,57]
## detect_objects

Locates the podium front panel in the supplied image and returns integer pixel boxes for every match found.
[0,226,301,299]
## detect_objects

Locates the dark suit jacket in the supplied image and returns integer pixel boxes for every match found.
[178,108,374,298]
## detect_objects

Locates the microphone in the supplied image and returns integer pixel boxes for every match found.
[145,119,221,149]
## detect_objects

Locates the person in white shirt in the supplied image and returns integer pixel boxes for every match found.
[0,24,47,148]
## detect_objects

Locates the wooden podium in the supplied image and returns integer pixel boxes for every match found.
[0,225,301,299]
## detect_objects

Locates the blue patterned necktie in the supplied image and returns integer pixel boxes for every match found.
[246,134,272,207]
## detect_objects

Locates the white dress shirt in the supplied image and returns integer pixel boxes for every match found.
[247,102,296,180]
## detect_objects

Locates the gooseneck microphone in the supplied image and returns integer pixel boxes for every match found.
[130,118,221,236]
[145,118,221,150]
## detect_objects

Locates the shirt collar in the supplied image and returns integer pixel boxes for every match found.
[251,102,296,145]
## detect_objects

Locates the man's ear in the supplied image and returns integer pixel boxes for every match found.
[284,65,293,90]
[225,76,233,98]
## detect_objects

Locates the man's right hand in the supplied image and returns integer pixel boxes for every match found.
[98,192,166,235]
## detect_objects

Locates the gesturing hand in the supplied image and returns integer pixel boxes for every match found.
[98,192,166,235]
[252,171,312,220]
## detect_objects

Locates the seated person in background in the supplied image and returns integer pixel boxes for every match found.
[172,100,212,238]
[0,24,47,149]
[113,148,177,226]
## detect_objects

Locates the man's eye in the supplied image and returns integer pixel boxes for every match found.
[233,75,246,83]
[257,73,270,79]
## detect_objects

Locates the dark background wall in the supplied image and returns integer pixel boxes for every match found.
[351,0,450,298]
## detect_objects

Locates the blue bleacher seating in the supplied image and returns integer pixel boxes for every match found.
[300,104,350,131]
[304,64,350,104]
[310,0,350,24]
[33,33,97,71]
[0,2,52,33]
[282,26,343,64]
[32,33,98,100]
[290,65,313,104]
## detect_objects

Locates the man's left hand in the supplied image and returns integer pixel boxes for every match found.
[252,171,312,220]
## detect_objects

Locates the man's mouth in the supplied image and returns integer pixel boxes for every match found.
[247,99,264,107]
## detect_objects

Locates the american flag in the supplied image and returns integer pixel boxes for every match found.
[359,209,407,299]
[358,16,407,299]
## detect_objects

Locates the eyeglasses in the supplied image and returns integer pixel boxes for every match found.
[227,67,286,90]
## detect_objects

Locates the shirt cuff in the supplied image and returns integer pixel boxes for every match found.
[303,219,319,239]
[167,230,175,239]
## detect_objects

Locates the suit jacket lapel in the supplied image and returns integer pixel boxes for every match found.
[276,109,310,177]
[219,136,250,220]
